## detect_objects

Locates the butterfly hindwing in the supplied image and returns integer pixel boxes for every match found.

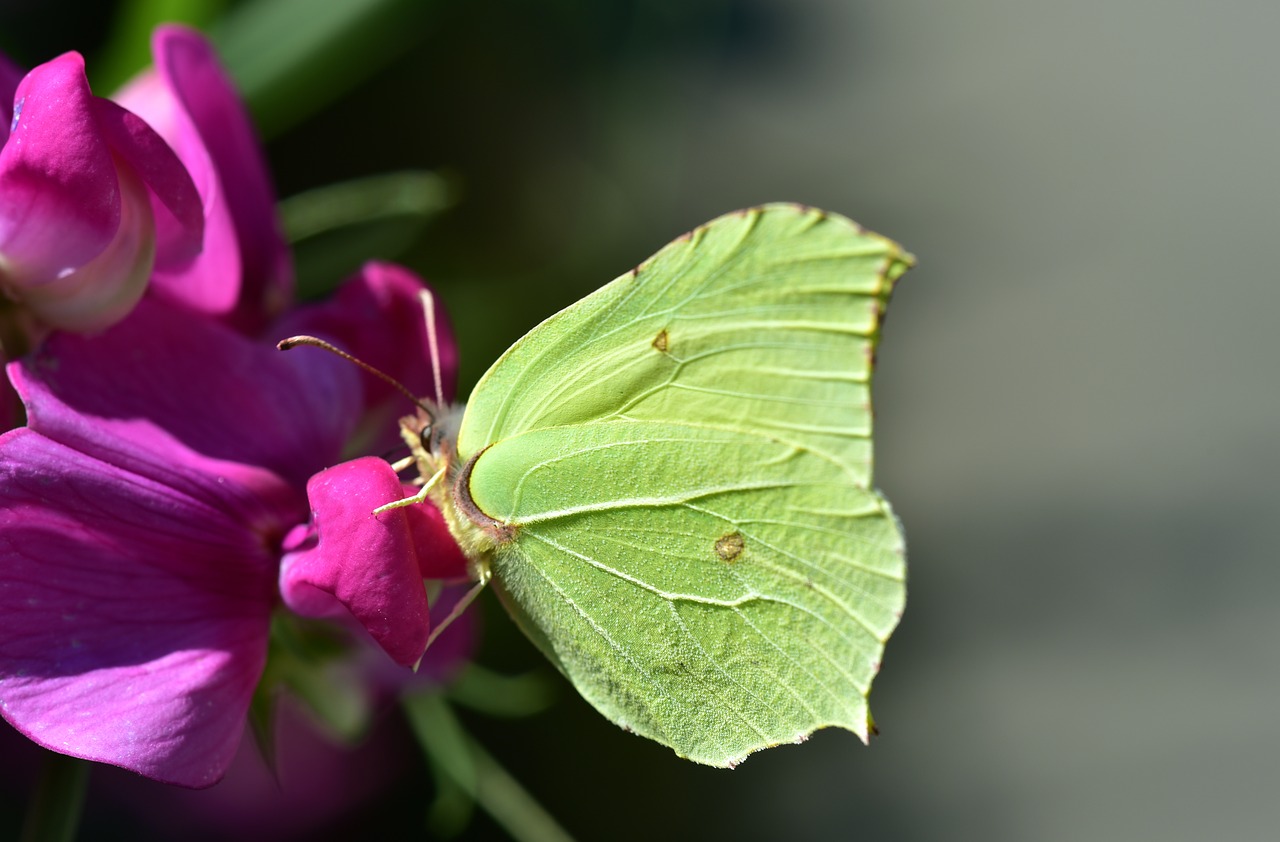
[474,420,904,765]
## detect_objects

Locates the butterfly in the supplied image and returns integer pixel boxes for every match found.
[404,204,909,767]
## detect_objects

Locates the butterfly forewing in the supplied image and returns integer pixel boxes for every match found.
[457,205,908,486]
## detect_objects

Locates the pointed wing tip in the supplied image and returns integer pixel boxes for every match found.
[750,202,917,269]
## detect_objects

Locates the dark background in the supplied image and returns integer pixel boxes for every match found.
[0,0,1276,839]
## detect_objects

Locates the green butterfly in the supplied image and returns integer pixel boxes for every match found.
[410,203,911,767]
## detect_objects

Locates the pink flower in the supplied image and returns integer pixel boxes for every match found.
[0,264,465,787]
[115,25,292,333]
[272,261,459,455]
[281,457,471,667]
[0,51,202,336]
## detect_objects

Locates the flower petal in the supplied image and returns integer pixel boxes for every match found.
[99,699,413,838]
[274,262,458,456]
[405,486,471,581]
[0,53,118,288]
[280,458,433,668]
[11,296,361,488]
[0,51,26,144]
[0,53,201,332]
[0,357,19,432]
[114,68,237,316]
[92,97,203,272]
[0,429,295,786]
[117,25,291,328]
[13,157,155,332]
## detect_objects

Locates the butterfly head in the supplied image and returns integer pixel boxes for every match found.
[398,401,463,481]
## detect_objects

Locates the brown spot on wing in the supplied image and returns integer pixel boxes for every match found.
[715,531,745,562]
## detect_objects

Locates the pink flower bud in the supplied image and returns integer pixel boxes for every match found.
[0,52,201,336]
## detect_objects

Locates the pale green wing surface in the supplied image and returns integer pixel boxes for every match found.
[471,419,904,766]
[456,204,911,485]
[457,204,912,765]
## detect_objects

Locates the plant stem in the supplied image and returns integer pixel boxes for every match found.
[20,751,89,842]
[405,692,576,842]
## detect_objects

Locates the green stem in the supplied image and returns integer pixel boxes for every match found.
[20,751,89,842]
[404,693,576,842]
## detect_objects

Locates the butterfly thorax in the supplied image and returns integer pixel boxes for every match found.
[398,403,507,572]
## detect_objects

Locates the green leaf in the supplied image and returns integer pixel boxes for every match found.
[210,0,440,137]
[430,204,911,767]
[280,170,452,243]
[91,0,226,92]
[279,170,454,299]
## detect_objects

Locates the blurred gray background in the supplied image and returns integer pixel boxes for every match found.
[3,0,1277,839]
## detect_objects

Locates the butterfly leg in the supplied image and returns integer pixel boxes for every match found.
[373,464,446,514]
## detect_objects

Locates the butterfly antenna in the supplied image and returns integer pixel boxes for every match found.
[419,288,446,409]
[277,335,434,417]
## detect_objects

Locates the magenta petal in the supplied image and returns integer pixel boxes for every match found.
[0,53,118,287]
[13,157,155,332]
[280,458,431,668]
[403,483,471,580]
[275,262,458,455]
[286,262,458,404]
[0,430,289,787]
[12,297,360,488]
[119,25,291,327]
[92,98,203,271]
[115,69,238,315]
[0,375,16,432]
[0,51,26,144]
[0,53,200,332]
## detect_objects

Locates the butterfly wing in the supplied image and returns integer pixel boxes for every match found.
[458,204,911,765]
